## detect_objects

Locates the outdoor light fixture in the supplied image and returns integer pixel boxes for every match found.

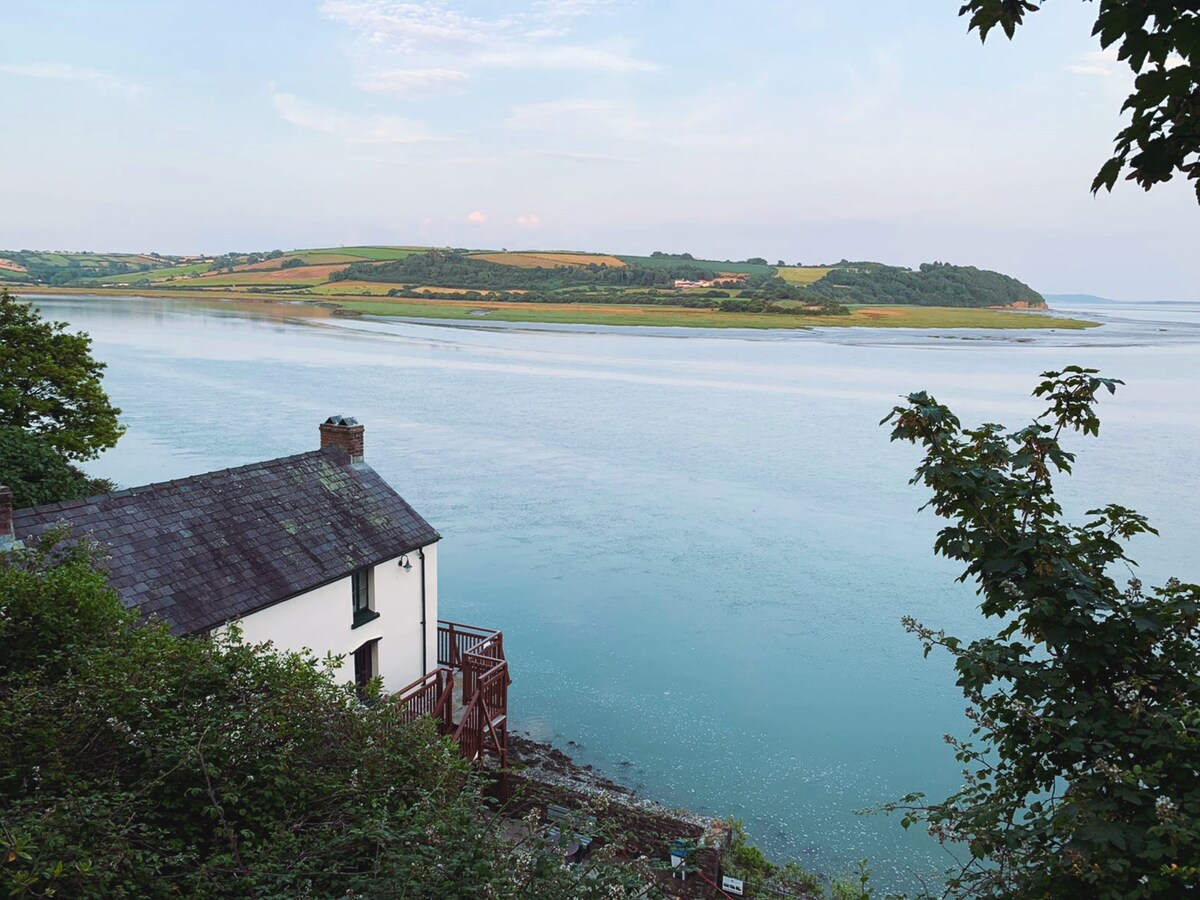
[399,555,412,571]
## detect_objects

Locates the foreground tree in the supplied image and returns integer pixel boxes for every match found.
[0,536,653,898]
[882,367,1200,897]
[0,426,115,508]
[959,1,1199,202]
[0,288,124,461]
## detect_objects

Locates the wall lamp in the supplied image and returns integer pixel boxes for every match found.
[398,555,412,571]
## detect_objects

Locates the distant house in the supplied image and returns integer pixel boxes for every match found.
[673,274,748,289]
[6,418,509,765]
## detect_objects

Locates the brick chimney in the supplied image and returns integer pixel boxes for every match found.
[0,485,13,550]
[320,416,364,461]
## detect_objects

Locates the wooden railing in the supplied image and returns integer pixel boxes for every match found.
[398,620,510,769]
[454,659,508,767]
[394,667,455,731]
[463,637,503,702]
[438,620,499,668]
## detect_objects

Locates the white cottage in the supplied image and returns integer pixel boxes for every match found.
[9,417,508,759]
[13,417,438,690]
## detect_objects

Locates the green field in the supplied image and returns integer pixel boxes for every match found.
[287,252,363,265]
[19,252,158,269]
[182,273,332,287]
[302,246,419,260]
[79,263,211,284]
[615,255,776,277]
[308,280,402,296]
[776,266,833,284]
[24,252,71,266]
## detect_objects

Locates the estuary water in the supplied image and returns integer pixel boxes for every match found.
[25,294,1200,888]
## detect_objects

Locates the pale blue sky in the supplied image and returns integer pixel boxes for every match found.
[1,1,1196,299]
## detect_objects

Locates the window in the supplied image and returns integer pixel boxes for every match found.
[354,639,379,695]
[351,567,378,627]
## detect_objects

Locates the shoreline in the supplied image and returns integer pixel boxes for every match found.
[505,732,718,832]
[11,285,1099,331]
[500,733,853,898]
[499,733,734,899]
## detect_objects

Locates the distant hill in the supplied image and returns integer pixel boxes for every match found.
[804,261,1045,309]
[0,250,166,285]
[0,244,1044,312]
[1045,293,1119,304]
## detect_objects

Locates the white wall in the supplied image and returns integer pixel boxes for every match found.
[224,542,438,693]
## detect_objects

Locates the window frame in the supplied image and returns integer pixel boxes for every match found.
[351,567,379,628]
[353,638,380,696]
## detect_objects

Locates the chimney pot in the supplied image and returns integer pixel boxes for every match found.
[320,417,365,461]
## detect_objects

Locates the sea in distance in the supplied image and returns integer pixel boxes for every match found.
[25,293,1200,890]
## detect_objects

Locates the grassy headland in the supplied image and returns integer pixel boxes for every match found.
[3,243,1099,330]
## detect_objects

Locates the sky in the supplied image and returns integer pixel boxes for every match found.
[1,0,1197,299]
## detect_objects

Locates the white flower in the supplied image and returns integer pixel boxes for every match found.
[1155,795,1178,823]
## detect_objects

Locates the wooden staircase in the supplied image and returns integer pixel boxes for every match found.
[395,620,510,769]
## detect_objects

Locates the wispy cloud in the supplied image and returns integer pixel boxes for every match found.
[506,99,649,141]
[505,90,758,163]
[1065,48,1120,77]
[319,0,658,95]
[506,99,622,127]
[533,0,629,18]
[478,42,655,72]
[1066,48,1184,78]
[515,213,541,226]
[319,1,499,50]
[467,210,488,224]
[524,26,570,39]
[0,62,145,98]
[357,67,469,96]
[270,89,435,143]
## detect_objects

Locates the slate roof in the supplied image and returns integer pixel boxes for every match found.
[13,446,440,635]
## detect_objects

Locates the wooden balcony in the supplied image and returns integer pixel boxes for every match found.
[394,620,510,769]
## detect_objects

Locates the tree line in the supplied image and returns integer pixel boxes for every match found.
[334,248,721,289]
[803,261,1045,308]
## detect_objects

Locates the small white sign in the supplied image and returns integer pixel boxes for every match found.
[721,875,745,895]
[670,854,686,880]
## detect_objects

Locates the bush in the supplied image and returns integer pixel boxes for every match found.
[0,537,654,898]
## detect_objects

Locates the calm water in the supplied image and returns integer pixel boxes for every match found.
[26,295,1200,888]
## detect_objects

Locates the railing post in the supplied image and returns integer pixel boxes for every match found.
[441,669,453,731]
